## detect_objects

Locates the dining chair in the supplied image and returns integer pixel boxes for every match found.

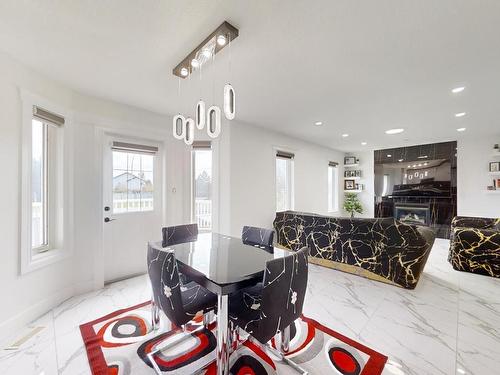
[162,223,199,247]
[162,223,199,284]
[147,242,217,374]
[228,246,310,374]
[241,225,274,253]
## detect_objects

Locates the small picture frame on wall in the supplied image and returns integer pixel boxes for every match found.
[344,156,357,165]
[490,162,500,172]
[355,170,362,177]
[344,179,356,190]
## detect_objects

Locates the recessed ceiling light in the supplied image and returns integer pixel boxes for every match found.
[412,164,417,167]
[418,163,422,167]
[457,127,466,132]
[314,121,323,126]
[398,159,404,162]
[387,154,392,157]
[180,67,189,77]
[342,133,349,138]
[407,165,411,168]
[217,34,227,46]
[424,162,428,166]
[455,112,466,118]
[452,86,465,93]
[385,128,404,135]
[417,155,428,159]
[361,142,367,146]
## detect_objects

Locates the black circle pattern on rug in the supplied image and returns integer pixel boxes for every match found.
[328,346,361,375]
[111,317,147,339]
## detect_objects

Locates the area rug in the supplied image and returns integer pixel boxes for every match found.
[80,301,387,374]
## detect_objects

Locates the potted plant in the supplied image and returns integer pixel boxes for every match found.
[344,193,363,218]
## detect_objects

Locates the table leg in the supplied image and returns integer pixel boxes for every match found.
[216,294,230,375]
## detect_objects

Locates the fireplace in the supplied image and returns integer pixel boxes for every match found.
[394,203,431,226]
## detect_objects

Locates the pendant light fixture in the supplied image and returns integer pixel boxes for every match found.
[172,114,186,140]
[184,118,195,145]
[207,106,221,138]
[196,100,206,129]
[223,84,236,120]
[170,21,239,145]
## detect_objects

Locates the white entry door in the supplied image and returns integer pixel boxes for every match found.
[102,135,163,283]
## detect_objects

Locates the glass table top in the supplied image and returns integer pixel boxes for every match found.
[157,232,288,287]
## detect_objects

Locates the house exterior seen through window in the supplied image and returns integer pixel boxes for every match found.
[112,151,154,213]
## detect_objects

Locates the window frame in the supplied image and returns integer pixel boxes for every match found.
[20,90,74,275]
[328,163,339,213]
[275,150,295,212]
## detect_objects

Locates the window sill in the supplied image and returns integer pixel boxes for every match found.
[21,248,71,275]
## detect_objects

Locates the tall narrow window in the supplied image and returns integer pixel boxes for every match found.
[111,142,157,213]
[30,106,65,255]
[276,151,294,212]
[328,162,339,212]
[31,119,49,251]
[192,141,213,231]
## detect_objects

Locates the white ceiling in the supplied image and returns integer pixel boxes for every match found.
[1,0,499,151]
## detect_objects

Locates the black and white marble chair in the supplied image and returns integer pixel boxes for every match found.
[147,242,217,373]
[241,225,274,253]
[162,223,199,284]
[162,223,199,247]
[229,246,309,374]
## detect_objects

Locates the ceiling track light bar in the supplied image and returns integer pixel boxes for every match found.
[172,21,239,78]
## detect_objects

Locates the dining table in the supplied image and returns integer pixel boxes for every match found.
[162,231,286,375]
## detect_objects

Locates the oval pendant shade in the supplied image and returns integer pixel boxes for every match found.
[184,118,195,145]
[196,100,206,129]
[172,114,186,140]
[223,84,236,120]
[207,106,221,138]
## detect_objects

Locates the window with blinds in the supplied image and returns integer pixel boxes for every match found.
[111,142,158,213]
[31,107,65,253]
[328,161,339,212]
[276,150,294,212]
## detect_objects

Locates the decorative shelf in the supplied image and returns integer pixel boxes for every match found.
[485,190,500,194]
[344,164,359,168]
[344,176,361,180]
[489,171,500,175]
[344,190,363,193]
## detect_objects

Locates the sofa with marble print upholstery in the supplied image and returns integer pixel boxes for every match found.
[273,211,436,289]
[448,216,500,278]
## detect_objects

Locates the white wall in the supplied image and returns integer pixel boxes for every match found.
[457,136,500,218]
[0,51,186,339]
[219,122,345,237]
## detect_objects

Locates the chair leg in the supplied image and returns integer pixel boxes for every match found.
[281,325,290,353]
[151,299,160,331]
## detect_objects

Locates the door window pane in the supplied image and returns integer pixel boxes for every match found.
[32,119,48,249]
[193,149,212,231]
[113,151,154,213]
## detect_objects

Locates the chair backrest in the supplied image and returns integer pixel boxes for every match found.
[162,223,198,247]
[258,246,309,343]
[147,242,189,326]
[242,226,274,252]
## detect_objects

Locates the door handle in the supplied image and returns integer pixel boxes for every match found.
[104,217,116,223]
